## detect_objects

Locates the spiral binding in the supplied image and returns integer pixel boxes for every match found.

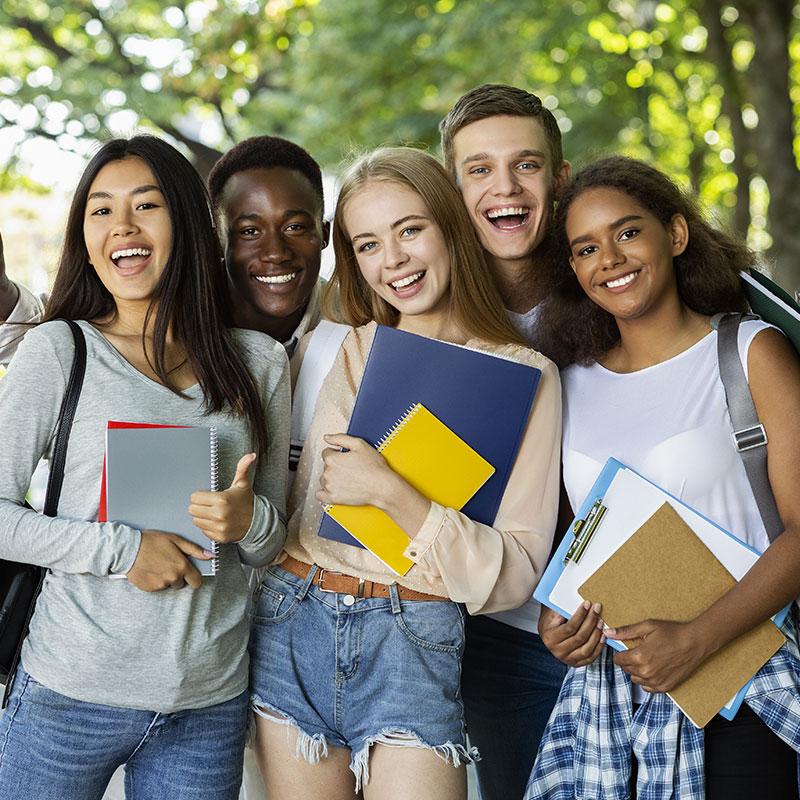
[376,403,421,452]
[209,426,220,574]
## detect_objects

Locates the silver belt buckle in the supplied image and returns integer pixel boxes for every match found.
[316,568,341,592]
[317,568,364,596]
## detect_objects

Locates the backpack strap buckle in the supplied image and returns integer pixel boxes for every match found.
[732,423,768,452]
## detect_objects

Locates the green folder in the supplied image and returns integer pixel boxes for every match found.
[741,269,800,356]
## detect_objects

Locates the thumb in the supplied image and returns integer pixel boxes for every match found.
[606,620,653,641]
[229,453,256,490]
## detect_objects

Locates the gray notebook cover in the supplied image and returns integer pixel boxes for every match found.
[105,425,219,575]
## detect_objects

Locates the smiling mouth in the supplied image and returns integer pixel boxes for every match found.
[390,271,425,291]
[254,271,299,285]
[603,271,639,289]
[110,247,152,268]
[486,207,530,230]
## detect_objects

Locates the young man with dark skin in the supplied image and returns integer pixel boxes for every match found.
[439,84,572,800]
[0,135,329,367]
[207,136,330,359]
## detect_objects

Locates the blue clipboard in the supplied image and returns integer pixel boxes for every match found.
[533,457,789,721]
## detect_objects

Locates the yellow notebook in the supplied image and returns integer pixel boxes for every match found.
[325,403,495,575]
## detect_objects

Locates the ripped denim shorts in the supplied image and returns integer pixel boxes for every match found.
[248,563,477,790]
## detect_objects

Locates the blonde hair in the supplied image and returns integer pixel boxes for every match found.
[324,146,527,348]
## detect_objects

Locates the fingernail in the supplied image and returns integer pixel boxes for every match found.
[606,628,616,636]
[597,619,604,630]
[202,549,215,558]
[592,603,601,614]
[582,600,590,610]
[600,635,606,644]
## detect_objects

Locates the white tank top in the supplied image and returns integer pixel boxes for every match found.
[561,319,774,557]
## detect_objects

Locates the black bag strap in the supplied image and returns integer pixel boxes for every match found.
[43,320,87,518]
[712,312,785,542]
[2,320,87,706]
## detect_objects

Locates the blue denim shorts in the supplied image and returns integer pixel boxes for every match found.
[248,564,476,788]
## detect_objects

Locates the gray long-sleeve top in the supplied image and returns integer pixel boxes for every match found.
[0,320,290,712]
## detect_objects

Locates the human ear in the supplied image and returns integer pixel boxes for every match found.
[321,219,331,249]
[553,161,572,199]
[670,214,689,257]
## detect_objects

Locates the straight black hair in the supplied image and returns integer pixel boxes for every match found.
[44,135,270,457]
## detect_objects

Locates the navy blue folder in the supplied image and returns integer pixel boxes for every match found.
[318,324,542,547]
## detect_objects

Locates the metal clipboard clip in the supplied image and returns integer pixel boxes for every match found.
[563,497,607,565]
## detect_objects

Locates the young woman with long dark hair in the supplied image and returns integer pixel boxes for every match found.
[0,135,290,800]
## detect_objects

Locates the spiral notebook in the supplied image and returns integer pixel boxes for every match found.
[102,422,220,575]
[324,403,495,574]
[317,324,541,553]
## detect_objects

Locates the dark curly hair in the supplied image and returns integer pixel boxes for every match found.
[536,155,753,367]
[207,134,324,211]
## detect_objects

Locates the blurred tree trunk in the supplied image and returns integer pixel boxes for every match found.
[699,1,754,235]
[733,0,800,291]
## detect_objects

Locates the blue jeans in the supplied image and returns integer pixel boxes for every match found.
[0,666,248,800]
[461,614,567,800]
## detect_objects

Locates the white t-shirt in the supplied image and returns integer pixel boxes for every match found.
[561,320,771,554]
[561,319,774,702]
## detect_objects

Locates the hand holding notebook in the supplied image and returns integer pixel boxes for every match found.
[322,403,495,575]
[317,324,541,555]
[188,452,257,544]
[578,502,785,728]
[102,423,222,577]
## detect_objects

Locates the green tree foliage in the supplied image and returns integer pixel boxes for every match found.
[0,0,316,175]
[1,0,799,289]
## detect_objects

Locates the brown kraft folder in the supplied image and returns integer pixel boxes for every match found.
[578,502,785,728]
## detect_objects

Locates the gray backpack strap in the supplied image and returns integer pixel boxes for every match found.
[712,312,785,542]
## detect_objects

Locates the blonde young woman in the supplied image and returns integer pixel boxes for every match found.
[248,147,562,800]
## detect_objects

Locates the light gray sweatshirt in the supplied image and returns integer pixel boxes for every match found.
[0,320,290,712]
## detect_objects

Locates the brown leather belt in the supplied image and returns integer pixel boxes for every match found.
[279,556,448,601]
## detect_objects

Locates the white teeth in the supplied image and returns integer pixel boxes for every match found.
[390,272,424,290]
[111,247,151,261]
[487,207,528,219]
[605,273,637,289]
[255,272,298,284]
